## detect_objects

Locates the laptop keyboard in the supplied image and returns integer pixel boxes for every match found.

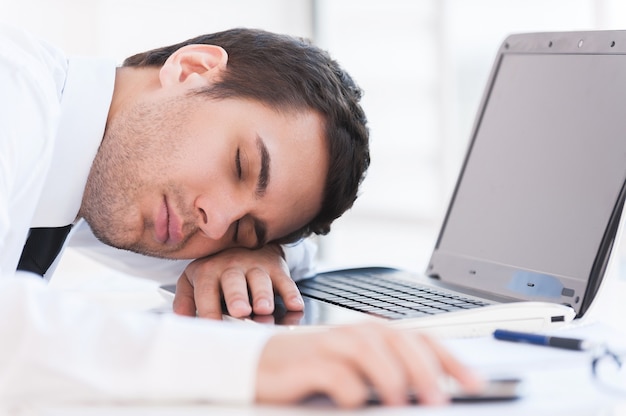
[297,272,489,320]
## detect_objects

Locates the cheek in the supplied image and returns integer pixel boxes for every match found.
[178,135,231,181]
[265,186,324,239]
[267,157,326,233]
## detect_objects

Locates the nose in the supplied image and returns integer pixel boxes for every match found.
[194,194,245,240]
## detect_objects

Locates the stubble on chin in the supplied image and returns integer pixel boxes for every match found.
[80,110,150,253]
[80,96,197,257]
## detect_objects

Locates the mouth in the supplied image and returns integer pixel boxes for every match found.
[155,196,184,245]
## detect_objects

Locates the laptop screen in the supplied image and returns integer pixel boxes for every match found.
[429,34,626,315]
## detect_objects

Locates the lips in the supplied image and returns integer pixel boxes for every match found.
[155,197,184,245]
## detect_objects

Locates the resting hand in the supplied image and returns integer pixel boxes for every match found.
[172,244,304,319]
[256,323,483,408]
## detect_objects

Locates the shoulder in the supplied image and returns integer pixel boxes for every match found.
[0,25,65,229]
[0,24,67,113]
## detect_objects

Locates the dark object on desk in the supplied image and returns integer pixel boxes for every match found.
[300,377,524,407]
[414,377,523,404]
[447,377,523,403]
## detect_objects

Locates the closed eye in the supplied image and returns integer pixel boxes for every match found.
[235,148,242,179]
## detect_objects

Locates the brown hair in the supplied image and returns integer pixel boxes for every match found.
[124,28,370,242]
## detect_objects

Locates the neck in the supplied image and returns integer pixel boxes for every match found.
[108,65,161,123]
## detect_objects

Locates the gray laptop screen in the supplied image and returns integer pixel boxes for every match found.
[430,50,626,312]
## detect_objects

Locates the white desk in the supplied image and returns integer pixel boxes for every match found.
[10,249,626,416]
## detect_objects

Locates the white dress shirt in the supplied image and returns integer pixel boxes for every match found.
[0,24,292,405]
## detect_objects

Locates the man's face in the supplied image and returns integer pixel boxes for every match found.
[81,93,327,259]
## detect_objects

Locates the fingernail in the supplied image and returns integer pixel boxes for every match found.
[232,300,249,311]
[292,296,304,305]
[257,299,271,310]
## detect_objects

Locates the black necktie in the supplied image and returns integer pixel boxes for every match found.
[17,225,73,277]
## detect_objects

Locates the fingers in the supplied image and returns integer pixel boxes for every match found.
[256,323,480,409]
[333,324,444,406]
[339,325,410,406]
[171,272,197,317]
[311,361,371,408]
[256,331,370,408]
[192,266,280,318]
[271,272,304,312]
[175,245,295,319]
[421,334,485,393]
[390,331,448,405]
[188,268,224,320]
[213,266,301,317]
[361,329,481,405]
[221,267,268,317]
[257,326,394,407]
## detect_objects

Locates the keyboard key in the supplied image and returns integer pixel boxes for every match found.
[297,273,489,319]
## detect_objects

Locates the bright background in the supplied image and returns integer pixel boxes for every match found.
[4,0,626,278]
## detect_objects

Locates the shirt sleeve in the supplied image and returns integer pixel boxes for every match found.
[0,25,60,278]
[0,275,274,403]
[282,238,318,280]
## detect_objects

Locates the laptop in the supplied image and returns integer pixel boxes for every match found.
[162,30,626,336]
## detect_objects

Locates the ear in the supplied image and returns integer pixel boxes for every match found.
[159,44,228,88]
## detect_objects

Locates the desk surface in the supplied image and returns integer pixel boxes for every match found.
[10,249,626,416]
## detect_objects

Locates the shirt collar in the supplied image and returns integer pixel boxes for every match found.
[31,56,116,227]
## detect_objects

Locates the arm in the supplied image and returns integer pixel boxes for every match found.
[0,278,481,406]
[0,275,272,403]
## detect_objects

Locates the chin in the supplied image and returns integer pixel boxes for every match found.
[127,242,200,260]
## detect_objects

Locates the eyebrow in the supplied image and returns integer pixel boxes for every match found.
[252,135,270,247]
[255,135,270,198]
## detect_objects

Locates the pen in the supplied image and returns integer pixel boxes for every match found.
[493,329,593,351]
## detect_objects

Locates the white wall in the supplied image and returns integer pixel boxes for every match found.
[0,0,314,62]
